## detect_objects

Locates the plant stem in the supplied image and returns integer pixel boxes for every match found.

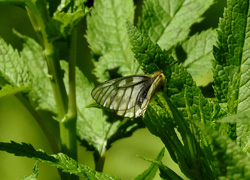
[26,3,78,179]
[95,153,106,172]
[59,28,78,160]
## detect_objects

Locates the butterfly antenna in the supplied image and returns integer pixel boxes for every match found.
[170,60,178,66]
[154,63,160,71]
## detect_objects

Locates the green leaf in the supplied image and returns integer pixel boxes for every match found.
[0,84,30,98]
[50,0,85,14]
[0,32,56,113]
[126,21,174,76]
[86,0,140,82]
[135,148,165,180]
[138,151,183,180]
[181,29,217,79]
[219,110,250,124]
[200,125,250,179]
[212,0,250,152]
[139,0,215,50]
[213,0,248,105]
[168,65,214,124]
[0,37,30,86]
[46,8,89,41]
[20,161,39,180]
[219,110,250,154]
[0,141,119,180]
[15,32,57,113]
[127,20,215,179]
[158,163,183,180]
[0,141,57,161]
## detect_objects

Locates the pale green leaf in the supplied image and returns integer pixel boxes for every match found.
[46,9,89,41]
[0,37,29,86]
[86,0,140,82]
[16,32,56,113]
[0,32,56,114]
[182,29,217,79]
[219,110,250,124]
[139,0,215,50]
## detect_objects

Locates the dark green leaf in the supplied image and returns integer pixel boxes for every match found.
[0,141,120,180]
[126,21,174,76]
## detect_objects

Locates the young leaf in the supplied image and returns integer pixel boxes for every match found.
[181,29,217,79]
[0,141,120,180]
[135,148,165,180]
[46,8,89,41]
[138,0,215,50]
[86,0,140,82]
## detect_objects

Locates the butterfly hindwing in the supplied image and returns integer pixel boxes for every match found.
[91,72,165,118]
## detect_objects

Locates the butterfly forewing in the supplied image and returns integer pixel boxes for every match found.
[91,72,165,118]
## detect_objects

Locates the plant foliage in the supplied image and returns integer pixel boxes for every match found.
[0,0,249,179]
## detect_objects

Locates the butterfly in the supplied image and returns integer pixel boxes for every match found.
[91,71,165,118]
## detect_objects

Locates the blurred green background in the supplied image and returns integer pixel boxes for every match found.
[0,0,226,179]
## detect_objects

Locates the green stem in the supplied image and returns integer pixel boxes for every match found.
[26,3,78,179]
[59,28,78,160]
[95,153,106,172]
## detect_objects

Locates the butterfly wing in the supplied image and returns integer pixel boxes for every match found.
[91,72,165,118]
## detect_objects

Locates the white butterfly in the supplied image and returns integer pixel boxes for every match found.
[91,71,165,118]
